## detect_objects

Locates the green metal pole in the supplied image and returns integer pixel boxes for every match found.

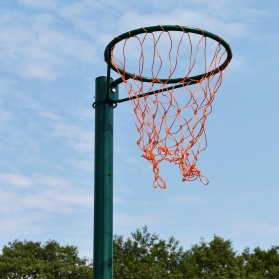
[93,76,118,279]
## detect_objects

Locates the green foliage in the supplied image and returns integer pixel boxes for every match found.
[242,246,279,278]
[181,236,245,279]
[113,226,184,279]
[0,240,93,279]
[113,227,279,279]
[1,229,279,278]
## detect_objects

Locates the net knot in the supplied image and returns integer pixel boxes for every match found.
[158,25,166,32]
[158,146,170,155]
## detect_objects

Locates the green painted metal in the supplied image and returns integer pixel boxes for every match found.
[93,76,118,279]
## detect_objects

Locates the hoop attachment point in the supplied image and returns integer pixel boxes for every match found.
[93,77,119,109]
[92,99,118,109]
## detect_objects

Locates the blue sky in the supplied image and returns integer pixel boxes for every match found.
[0,0,278,259]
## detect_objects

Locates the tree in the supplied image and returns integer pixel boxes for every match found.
[113,227,279,278]
[242,245,279,278]
[113,226,184,279]
[0,239,93,279]
[181,235,245,279]
[2,229,279,278]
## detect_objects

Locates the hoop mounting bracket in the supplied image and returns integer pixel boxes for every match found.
[92,78,119,108]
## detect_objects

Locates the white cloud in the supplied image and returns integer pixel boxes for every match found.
[114,212,170,228]
[17,0,59,9]
[21,187,92,213]
[0,172,93,233]
[125,158,139,164]
[58,1,101,18]
[65,159,93,172]
[73,136,94,152]
[38,111,61,120]
[33,173,71,189]
[225,54,249,74]
[117,9,246,38]
[170,194,208,206]
[51,122,82,138]
[3,1,266,82]
[233,220,279,236]
[239,8,271,22]
[51,122,94,152]
[0,173,33,188]
[0,10,96,80]
[0,78,18,94]
[0,110,10,131]
[114,197,123,203]
[0,212,49,233]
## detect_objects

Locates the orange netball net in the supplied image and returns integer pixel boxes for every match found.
[105,25,232,189]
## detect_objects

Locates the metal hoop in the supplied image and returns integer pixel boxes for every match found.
[104,25,232,87]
